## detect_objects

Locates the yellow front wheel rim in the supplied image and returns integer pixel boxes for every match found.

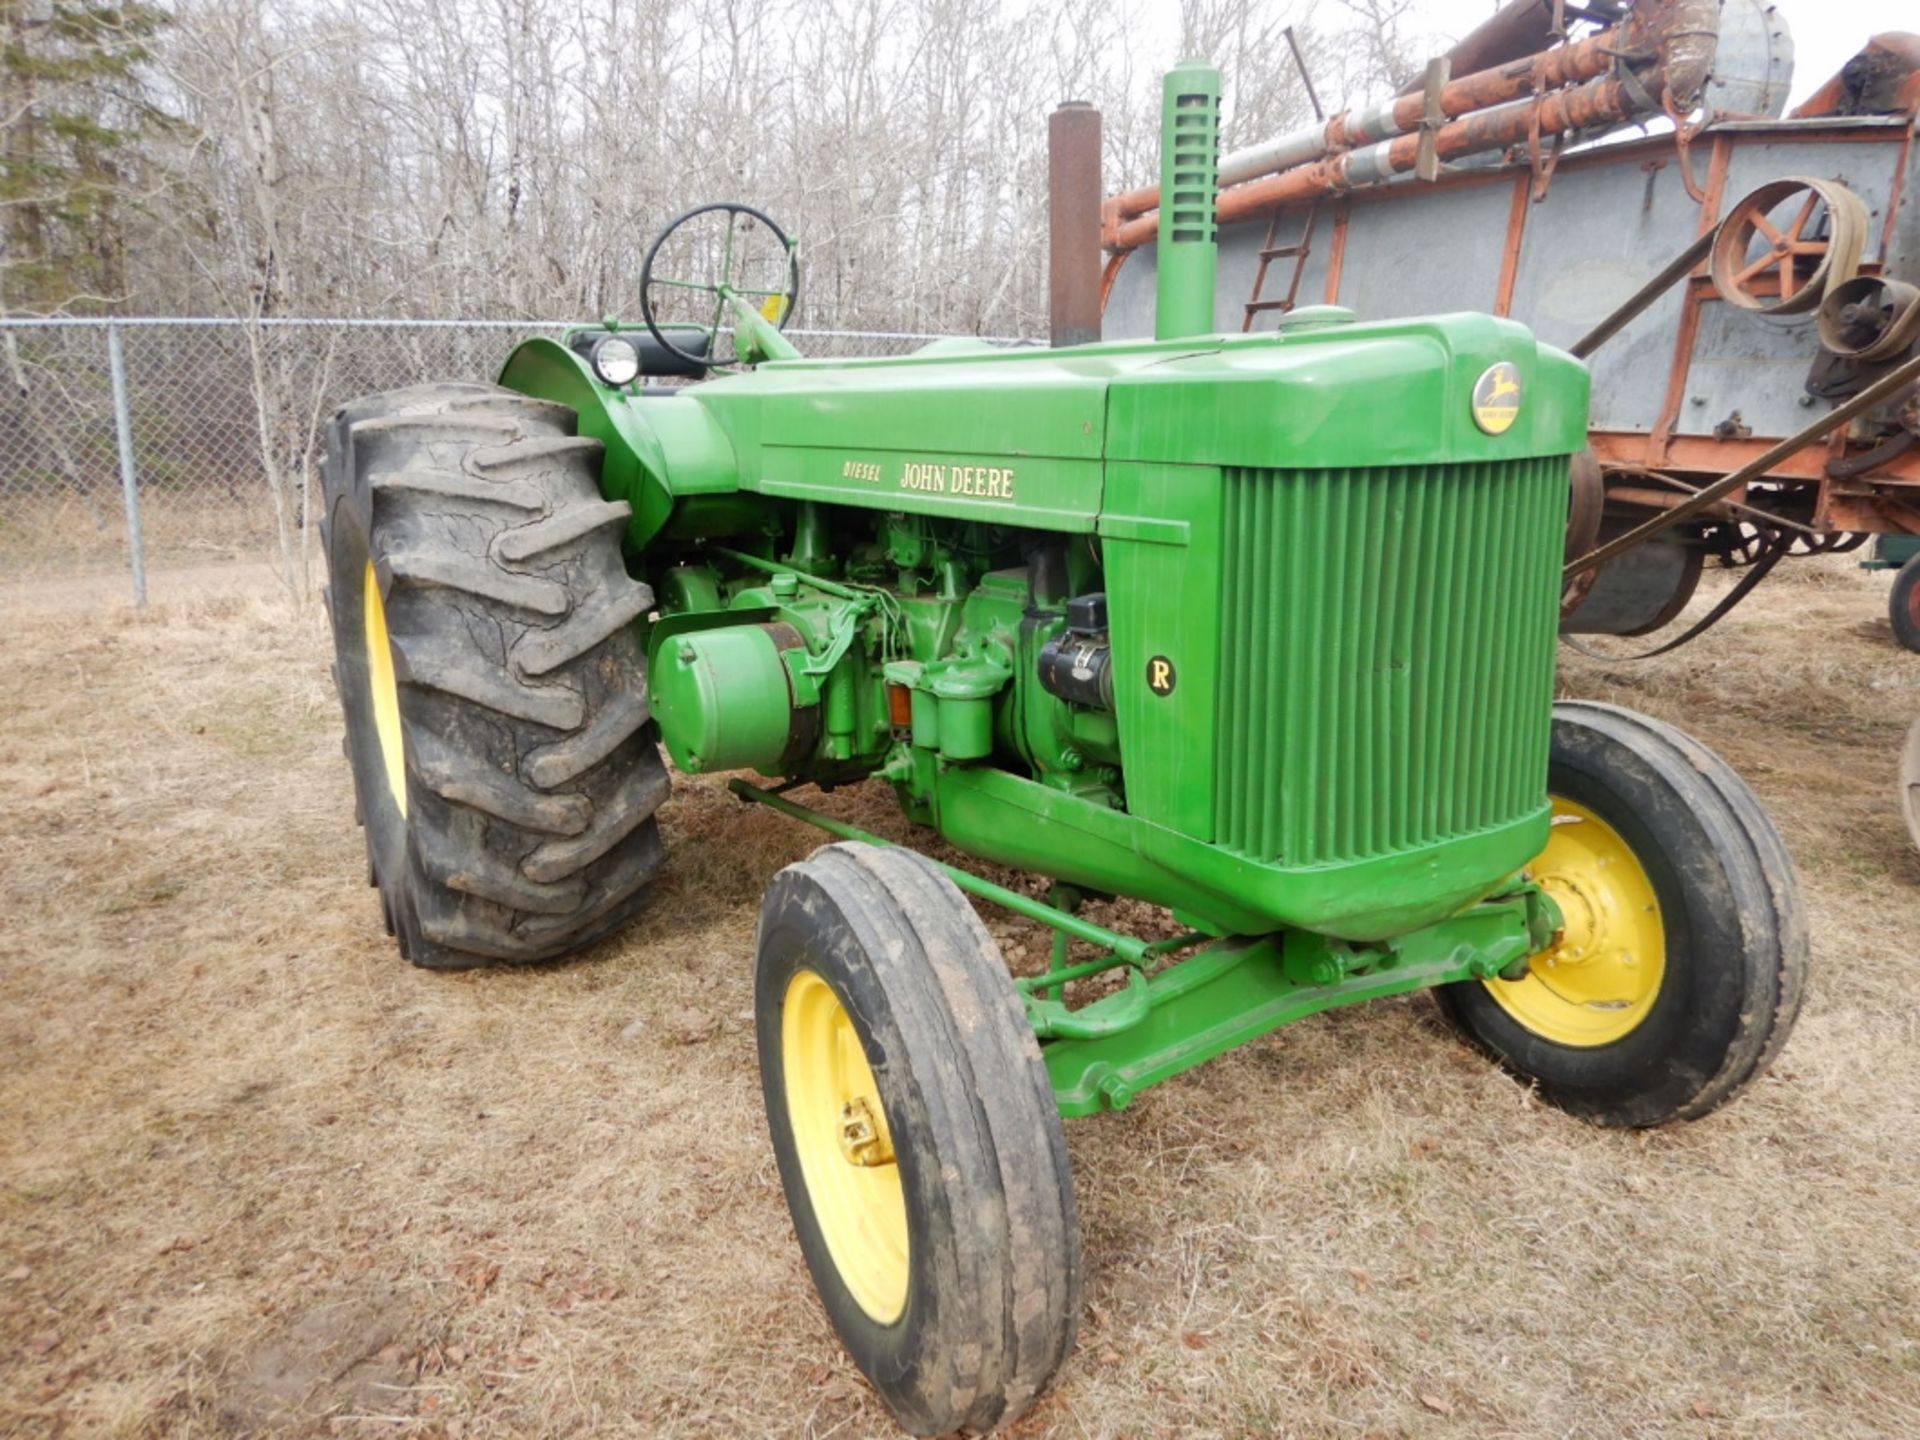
[782,970,909,1324]
[363,561,408,817]
[1485,796,1665,1047]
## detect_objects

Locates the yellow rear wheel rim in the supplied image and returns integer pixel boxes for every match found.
[782,970,909,1324]
[363,561,408,817]
[1485,796,1665,1047]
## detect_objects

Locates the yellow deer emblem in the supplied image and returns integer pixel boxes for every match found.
[1472,362,1523,435]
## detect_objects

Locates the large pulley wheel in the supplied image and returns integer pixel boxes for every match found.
[1710,176,1866,315]
[1818,275,1920,362]
[756,843,1079,1436]
[639,202,800,370]
[1435,702,1807,1126]
[321,384,669,968]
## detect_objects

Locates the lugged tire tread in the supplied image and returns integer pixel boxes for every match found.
[383,547,570,615]
[423,846,588,916]
[450,395,578,433]
[411,907,552,963]
[353,412,521,446]
[523,757,670,883]
[322,382,669,969]
[520,828,664,938]
[393,644,585,731]
[512,579,654,678]
[469,434,606,478]
[524,687,653,789]
[370,467,545,510]
[405,723,591,835]
[495,497,633,562]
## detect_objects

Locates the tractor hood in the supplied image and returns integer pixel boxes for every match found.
[501,311,1589,548]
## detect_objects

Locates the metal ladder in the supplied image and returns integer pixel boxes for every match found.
[1241,203,1320,332]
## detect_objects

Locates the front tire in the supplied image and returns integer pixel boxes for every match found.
[1436,701,1807,1126]
[322,383,668,968]
[756,843,1080,1436]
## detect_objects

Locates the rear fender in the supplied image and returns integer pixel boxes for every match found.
[498,337,740,550]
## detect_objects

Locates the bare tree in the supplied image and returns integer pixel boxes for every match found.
[110,0,1434,335]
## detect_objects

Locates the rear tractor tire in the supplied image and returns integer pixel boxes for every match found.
[1436,701,1807,1126]
[321,383,668,969]
[755,843,1081,1436]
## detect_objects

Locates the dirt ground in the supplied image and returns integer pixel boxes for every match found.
[4,555,1920,1440]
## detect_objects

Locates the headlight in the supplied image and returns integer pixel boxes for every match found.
[590,335,641,387]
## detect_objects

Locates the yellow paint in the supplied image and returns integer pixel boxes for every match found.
[760,294,789,323]
[363,560,407,817]
[1471,361,1522,435]
[1485,796,1665,1047]
[782,969,909,1323]
[896,460,1017,501]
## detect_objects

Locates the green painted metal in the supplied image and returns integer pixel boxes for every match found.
[1015,928,1210,999]
[499,316,1584,938]
[921,759,1549,940]
[1042,886,1555,1117]
[729,773,1557,1102]
[488,57,1597,1111]
[1155,60,1222,341]
[1865,534,1920,571]
[725,288,802,364]
[1210,459,1564,866]
[729,778,1156,963]
[652,624,798,773]
[496,336,746,551]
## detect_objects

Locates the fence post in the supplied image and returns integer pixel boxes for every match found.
[106,321,147,609]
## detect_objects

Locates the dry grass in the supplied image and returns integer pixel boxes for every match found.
[0,494,290,588]
[4,556,1920,1440]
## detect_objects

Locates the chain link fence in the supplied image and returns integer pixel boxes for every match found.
[0,318,1015,602]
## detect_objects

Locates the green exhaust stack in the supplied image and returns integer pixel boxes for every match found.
[1155,59,1222,340]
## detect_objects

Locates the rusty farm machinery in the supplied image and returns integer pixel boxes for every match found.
[1095,0,1920,658]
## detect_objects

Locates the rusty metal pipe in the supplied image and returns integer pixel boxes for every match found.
[1112,73,1643,250]
[1656,0,1720,112]
[1605,485,1736,518]
[1106,0,1721,252]
[1106,24,1621,228]
[1605,479,1821,537]
[1048,101,1103,347]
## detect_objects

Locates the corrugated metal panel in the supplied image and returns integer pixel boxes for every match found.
[1214,458,1563,865]
[1103,124,1919,445]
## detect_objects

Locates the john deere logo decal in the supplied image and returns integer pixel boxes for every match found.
[1471,361,1522,435]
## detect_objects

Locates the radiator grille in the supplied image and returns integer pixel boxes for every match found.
[1212,458,1565,866]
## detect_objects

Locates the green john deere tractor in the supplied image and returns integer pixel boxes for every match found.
[321,60,1807,1435]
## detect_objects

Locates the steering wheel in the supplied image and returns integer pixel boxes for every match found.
[639,202,800,369]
